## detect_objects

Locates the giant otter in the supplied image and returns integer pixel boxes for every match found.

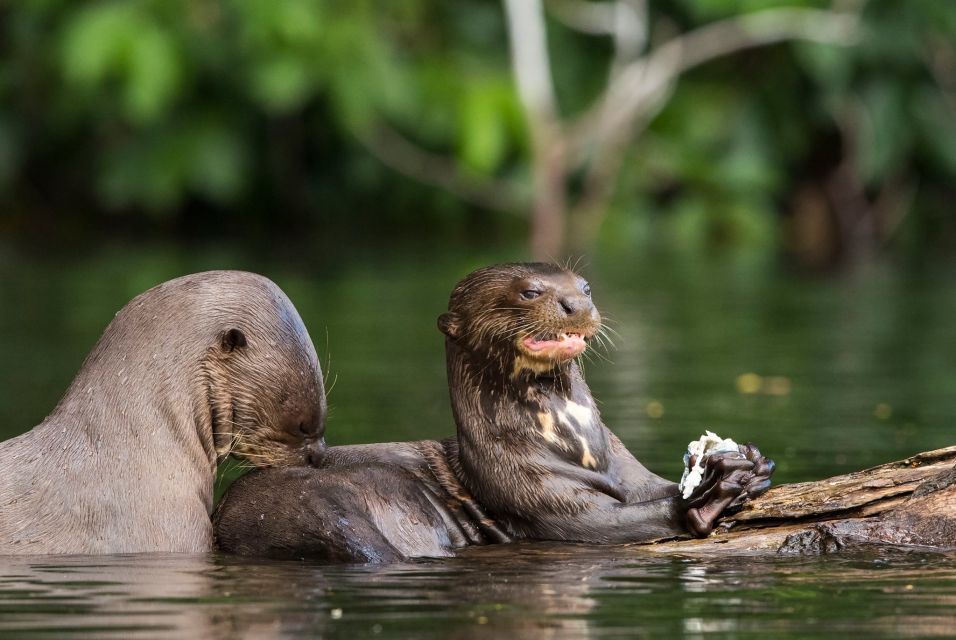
[0,271,325,555]
[214,262,774,560]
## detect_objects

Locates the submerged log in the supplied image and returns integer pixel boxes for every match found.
[645,446,956,555]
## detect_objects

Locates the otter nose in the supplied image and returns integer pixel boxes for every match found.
[558,295,592,317]
[305,438,326,467]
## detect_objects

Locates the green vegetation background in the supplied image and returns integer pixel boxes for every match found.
[2,0,955,261]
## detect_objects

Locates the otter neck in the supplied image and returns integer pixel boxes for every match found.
[446,339,608,486]
[0,285,224,553]
[46,292,221,478]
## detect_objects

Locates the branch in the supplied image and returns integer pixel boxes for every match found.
[503,0,569,259]
[355,124,526,215]
[611,0,649,68]
[644,445,956,556]
[503,0,560,134]
[570,7,861,162]
[545,0,649,75]
[546,0,617,35]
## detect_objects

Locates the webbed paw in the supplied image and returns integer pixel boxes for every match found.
[683,444,775,538]
[729,443,775,508]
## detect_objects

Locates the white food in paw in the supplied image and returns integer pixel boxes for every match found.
[678,430,739,499]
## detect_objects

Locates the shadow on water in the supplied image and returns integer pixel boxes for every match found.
[1,242,956,637]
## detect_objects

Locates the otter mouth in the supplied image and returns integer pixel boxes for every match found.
[520,331,590,361]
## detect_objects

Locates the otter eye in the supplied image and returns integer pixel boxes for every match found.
[297,422,309,436]
[520,289,542,301]
[582,283,591,296]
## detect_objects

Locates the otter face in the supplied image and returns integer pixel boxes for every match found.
[204,323,326,469]
[439,263,601,376]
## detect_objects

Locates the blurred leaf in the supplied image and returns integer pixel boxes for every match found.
[858,81,911,184]
[186,120,248,202]
[458,78,508,173]
[794,42,853,94]
[124,23,182,123]
[99,115,248,212]
[912,88,956,177]
[0,114,18,192]
[61,2,182,123]
[857,1,924,66]
[249,54,313,113]
[667,195,710,249]
[61,3,134,86]
[724,201,777,248]
[721,111,781,195]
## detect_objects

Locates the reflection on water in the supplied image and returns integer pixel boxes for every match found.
[1,243,956,637]
[1,547,955,638]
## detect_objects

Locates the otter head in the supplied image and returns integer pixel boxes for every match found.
[197,277,326,468]
[438,263,601,377]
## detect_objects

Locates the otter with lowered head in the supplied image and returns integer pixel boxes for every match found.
[214,263,773,560]
[0,271,325,555]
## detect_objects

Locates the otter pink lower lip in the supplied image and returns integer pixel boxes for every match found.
[523,332,586,354]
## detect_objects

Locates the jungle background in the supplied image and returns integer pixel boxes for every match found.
[2,0,955,265]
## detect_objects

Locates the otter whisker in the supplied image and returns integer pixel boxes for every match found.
[598,323,621,339]
[591,331,610,352]
[215,427,250,459]
[473,317,539,344]
[497,320,543,340]
[582,348,613,365]
[590,326,616,352]
[569,255,588,274]
[325,372,339,398]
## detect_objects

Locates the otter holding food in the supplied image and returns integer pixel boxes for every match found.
[215,262,774,560]
[434,262,774,542]
[0,271,325,555]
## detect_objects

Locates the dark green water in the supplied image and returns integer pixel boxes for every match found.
[1,243,955,637]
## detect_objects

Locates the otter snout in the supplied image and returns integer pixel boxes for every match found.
[558,294,595,318]
[305,438,326,467]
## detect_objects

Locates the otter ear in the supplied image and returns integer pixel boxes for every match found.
[437,312,461,339]
[221,328,247,353]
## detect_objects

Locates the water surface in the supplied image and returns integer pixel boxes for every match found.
[1,243,954,637]
[1,547,954,638]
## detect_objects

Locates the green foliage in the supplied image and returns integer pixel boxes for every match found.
[61,2,183,124]
[99,114,248,211]
[2,0,956,254]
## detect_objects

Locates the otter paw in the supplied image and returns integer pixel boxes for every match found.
[683,451,755,537]
[728,443,776,508]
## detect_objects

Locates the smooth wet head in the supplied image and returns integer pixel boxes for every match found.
[197,274,327,468]
[0,270,327,555]
[438,263,601,376]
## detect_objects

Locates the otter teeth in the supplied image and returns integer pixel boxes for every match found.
[522,332,587,356]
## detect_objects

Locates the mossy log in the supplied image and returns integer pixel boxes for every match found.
[646,446,956,555]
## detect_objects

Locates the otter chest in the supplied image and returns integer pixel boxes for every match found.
[532,396,604,470]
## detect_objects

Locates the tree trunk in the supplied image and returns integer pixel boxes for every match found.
[644,446,956,555]
[529,139,568,261]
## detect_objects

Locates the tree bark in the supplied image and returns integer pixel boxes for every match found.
[643,446,956,555]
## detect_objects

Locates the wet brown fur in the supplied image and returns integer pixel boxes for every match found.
[436,263,685,542]
[0,271,325,555]
[437,263,772,542]
[215,262,772,560]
